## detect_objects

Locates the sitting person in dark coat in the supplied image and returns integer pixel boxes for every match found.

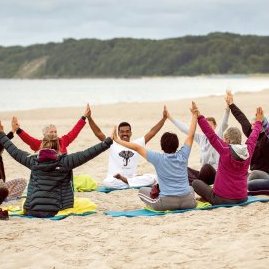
[0,120,113,218]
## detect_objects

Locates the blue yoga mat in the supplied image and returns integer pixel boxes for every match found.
[105,196,269,217]
[96,186,141,193]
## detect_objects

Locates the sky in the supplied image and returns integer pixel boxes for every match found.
[0,0,268,46]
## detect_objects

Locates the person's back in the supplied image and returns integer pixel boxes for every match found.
[192,106,263,205]
[24,147,74,217]
[0,126,113,217]
[147,142,190,197]
[213,140,252,200]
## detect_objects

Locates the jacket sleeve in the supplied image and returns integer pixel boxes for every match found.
[0,132,34,169]
[60,117,86,148]
[63,137,113,169]
[16,128,41,152]
[229,103,252,137]
[0,131,14,153]
[246,121,262,157]
[198,115,228,154]
[171,118,201,144]
[262,117,269,139]
[216,107,230,138]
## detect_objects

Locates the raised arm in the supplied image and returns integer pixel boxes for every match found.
[87,105,106,141]
[226,91,252,137]
[113,127,147,159]
[195,103,227,154]
[144,105,167,144]
[246,107,263,155]
[0,121,33,169]
[168,107,201,143]
[13,116,42,151]
[184,102,198,147]
[63,137,113,169]
[263,117,269,139]
[216,94,230,137]
[60,104,89,147]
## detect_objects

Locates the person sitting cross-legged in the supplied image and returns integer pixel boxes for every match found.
[87,105,168,189]
[112,102,198,211]
[192,103,263,205]
[0,120,113,218]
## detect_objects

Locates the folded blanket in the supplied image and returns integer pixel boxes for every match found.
[73,174,97,192]
[105,196,269,217]
[4,197,97,220]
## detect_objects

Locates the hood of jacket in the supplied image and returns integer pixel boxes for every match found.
[230,144,249,161]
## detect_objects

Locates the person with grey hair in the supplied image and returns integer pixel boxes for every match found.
[192,103,263,205]
[225,91,269,181]
[11,104,91,154]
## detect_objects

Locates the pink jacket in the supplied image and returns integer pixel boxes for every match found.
[198,115,262,199]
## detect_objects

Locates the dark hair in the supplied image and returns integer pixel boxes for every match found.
[206,117,217,126]
[161,132,179,153]
[41,134,60,152]
[118,122,131,131]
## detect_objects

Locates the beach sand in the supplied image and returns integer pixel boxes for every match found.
[1,90,269,269]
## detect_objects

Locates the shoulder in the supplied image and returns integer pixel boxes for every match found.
[133,137,145,146]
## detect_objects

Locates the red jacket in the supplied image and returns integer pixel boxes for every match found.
[17,117,86,154]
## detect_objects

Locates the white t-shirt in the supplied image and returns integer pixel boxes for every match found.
[106,137,145,178]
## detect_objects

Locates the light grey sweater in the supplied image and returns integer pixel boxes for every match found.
[171,107,230,169]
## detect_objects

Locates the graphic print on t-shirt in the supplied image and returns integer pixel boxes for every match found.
[119,150,134,166]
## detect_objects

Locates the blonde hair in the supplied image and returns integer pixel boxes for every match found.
[42,124,56,136]
[224,127,242,144]
[41,134,60,152]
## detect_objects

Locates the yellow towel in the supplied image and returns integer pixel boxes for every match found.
[4,197,97,217]
[73,174,97,192]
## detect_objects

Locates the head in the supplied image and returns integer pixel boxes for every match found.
[161,132,179,153]
[41,134,60,152]
[224,127,242,144]
[118,122,132,142]
[206,117,217,130]
[42,124,57,137]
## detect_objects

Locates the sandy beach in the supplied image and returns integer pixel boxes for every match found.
[1,90,269,269]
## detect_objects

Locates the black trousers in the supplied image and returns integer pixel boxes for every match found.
[188,164,216,185]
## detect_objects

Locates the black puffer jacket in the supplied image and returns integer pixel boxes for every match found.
[0,131,14,181]
[0,132,113,217]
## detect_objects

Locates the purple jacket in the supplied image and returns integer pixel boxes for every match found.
[198,115,262,199]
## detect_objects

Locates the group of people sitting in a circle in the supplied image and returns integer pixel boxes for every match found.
[0,90,268,218]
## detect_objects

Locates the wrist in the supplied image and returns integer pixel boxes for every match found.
[16,128,23,135]
[81,116,86,121]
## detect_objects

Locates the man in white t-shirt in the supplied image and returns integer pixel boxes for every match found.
[87,106,168,189]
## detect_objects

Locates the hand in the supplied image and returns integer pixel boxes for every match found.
[84,103,91,118]
[190,101,200,117]
[0,120,4,132]
[163,105,169,119]
[256,107,264,122]
[225,89,234,106]
[11,116,20,133]
[111,126,118,141]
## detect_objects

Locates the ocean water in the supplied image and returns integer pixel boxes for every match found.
[0,76,269,111]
